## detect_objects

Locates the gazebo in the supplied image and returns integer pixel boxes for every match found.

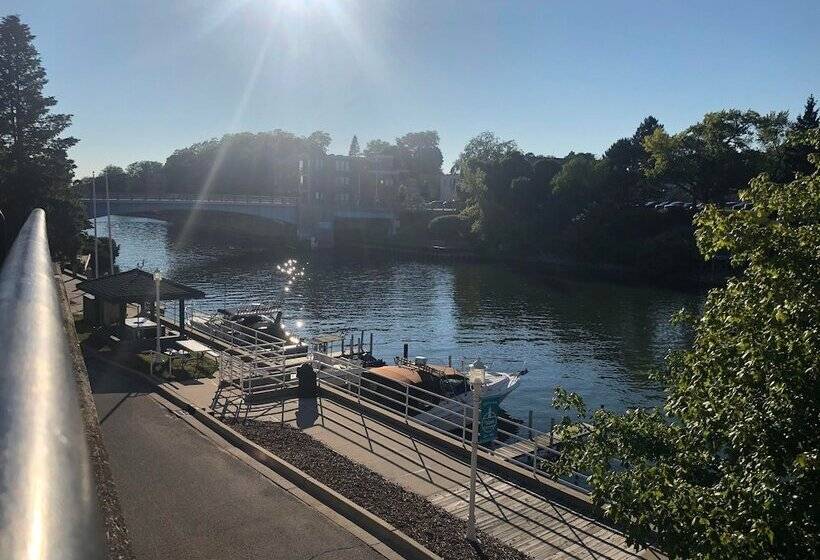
[77,268,205,335]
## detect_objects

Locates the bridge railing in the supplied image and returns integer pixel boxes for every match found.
[83,193,299,206]
[0,209,106,559]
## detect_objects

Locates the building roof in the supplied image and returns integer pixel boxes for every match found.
[77,269,205,303]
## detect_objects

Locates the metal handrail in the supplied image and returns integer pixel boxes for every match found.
[0,209,106,559]
[312,352,591,492]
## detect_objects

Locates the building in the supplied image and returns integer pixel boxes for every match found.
[299,154,362,207]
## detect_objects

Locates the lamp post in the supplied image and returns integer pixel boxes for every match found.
[92,173,99,278]
[466,358,486,544]
[152,270,162,374]
[105,172,114,275]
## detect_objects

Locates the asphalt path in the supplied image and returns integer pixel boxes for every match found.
[88,355,385,560]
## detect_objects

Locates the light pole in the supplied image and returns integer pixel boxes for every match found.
[92,173,99,278]
[152,270,162,374]
[466,358,486,544]
[105,172,114,275]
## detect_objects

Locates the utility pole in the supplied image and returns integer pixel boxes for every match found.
[105,172,114,275]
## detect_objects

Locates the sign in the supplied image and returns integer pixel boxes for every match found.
[478,396,501,444]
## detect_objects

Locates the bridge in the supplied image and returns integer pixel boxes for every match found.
[82,194,397,248]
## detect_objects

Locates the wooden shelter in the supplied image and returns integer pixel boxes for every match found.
[77,268,205,333]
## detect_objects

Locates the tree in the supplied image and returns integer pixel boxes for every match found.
[305,130,331,154]
[363,139,392,157]
[551,130,820,559]
[643,110,764,203]
[456,131,517,173]
[782,95,820,178]
[0,15,83,259]
[348,135,361,157]
[126,160,165,193]
[794,94,819,132]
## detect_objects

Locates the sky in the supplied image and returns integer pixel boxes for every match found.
[5,0,819,178]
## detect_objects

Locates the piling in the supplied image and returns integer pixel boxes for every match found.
[403,343,408,359]
[369,332,373,353]
[528,410,533,440]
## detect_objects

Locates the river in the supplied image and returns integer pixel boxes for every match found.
[93,215,704,430]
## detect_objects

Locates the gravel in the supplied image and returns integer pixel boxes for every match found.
[230,419,531,560]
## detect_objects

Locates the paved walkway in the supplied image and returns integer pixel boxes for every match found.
[88,355,387,560]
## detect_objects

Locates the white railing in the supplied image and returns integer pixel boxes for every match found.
[311,352,590,492]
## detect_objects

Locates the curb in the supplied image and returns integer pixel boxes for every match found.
[89,351,442,560]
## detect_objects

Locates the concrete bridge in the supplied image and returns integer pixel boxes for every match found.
[83,194,396,247]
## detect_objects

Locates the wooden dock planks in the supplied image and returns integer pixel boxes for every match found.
[429,473,652,559]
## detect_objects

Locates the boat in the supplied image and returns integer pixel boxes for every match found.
[364,356,525,431]
[191,304,308,355]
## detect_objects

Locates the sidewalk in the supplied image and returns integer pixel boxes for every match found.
[87,354,389,560]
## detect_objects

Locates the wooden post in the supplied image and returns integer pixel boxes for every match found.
[359,330,364,353]
[179,299,186,334]
[528,410,533,440]
[369,332,373,353]
[350,333,354,354]
[448,355,452,367]
[403,343,408,359]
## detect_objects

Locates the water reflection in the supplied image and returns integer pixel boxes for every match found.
[95,215,703,430]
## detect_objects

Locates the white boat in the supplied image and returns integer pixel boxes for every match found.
[370,357,525,432]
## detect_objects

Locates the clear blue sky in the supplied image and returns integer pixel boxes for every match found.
[6,0,819,178]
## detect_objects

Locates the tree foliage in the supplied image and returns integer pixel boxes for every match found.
[550,131,820,559]
[0,15,84,259]
[348,134,360,157]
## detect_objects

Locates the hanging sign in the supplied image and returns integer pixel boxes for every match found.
[478,396,501,444]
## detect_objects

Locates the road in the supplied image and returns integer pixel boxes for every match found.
[88,355,386,560]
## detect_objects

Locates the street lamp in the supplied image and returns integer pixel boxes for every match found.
[466,358,486,544]
[151,270,162,374]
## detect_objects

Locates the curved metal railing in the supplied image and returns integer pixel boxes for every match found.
[0,209,105,559]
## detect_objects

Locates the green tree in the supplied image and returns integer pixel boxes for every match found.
[305,130,331,154]
[794,94,819,132]
[126,160,165,193]
[363,138,392,157]
[643,110,765,203]
[0,15,83,259]
[783,95,820,178]
[551,131,820,559]
[348,135,360,157]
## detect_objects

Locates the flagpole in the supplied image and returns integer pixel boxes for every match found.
[92,173,99,278]
[105,172,114,275]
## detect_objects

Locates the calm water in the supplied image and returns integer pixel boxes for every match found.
[94,215,703,429]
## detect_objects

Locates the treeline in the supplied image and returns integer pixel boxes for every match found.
[76,129,447,202]
[76,130,333,196]
[435,97,819,281]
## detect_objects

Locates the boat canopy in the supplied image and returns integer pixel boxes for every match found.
[369,365,422,385]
